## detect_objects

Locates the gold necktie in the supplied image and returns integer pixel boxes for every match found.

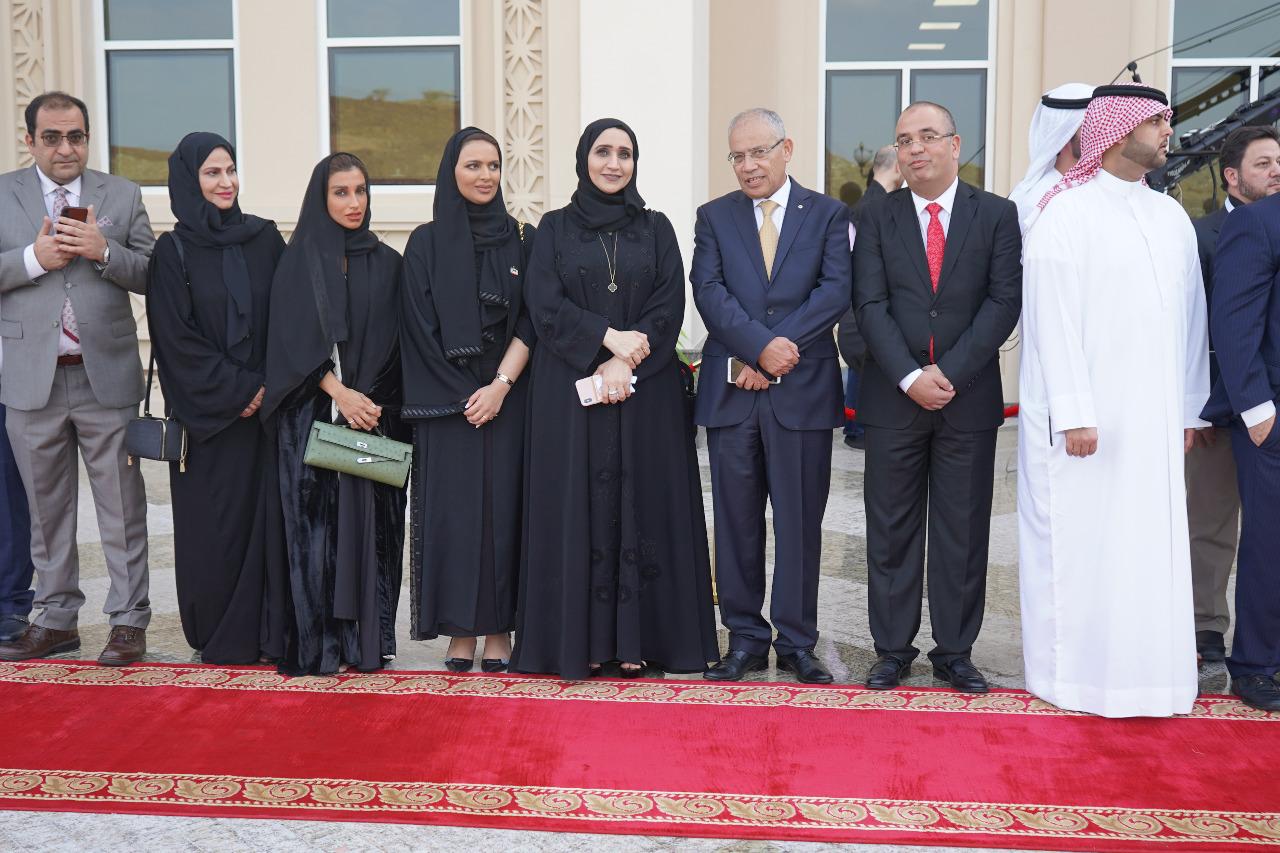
[758,199,779,280]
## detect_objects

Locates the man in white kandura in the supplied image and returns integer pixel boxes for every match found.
[1018,83,1211,718]
[1007,82,1093,235]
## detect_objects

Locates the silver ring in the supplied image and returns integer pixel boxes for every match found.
[608,390,619,397]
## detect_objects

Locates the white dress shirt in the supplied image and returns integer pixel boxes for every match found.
[753,176,791,233]
[22,166,84,356]
[899,177,960,392]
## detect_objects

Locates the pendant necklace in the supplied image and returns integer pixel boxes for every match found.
[597,231,620,293]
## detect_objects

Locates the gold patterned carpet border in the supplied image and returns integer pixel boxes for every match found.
[0,661,1271,721]
[2,768,1278,844]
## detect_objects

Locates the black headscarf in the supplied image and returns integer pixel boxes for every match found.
[167,132,270,361]
[567,118,645,232]
[260,153,386,420]
[429,127,513,365]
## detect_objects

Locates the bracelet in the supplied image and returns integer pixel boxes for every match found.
[495,372,514,387]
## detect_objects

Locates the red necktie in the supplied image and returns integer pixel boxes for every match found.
[925,202,944,362]
[925,202,944,291]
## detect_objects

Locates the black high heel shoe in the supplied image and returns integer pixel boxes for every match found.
[619,662,647,679]
[480,658,509,673]
[444,657,473,673]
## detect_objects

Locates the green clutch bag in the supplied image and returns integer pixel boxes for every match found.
[302,421,412,488]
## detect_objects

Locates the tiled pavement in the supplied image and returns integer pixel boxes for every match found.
[0,421,1235,852]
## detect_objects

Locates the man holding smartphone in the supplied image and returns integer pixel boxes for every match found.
[691,108,851,683]
[0,91,154,666]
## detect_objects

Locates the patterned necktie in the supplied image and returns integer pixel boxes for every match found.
[925,202,945,292]
[51,187,81,351]
[758,199,780,281]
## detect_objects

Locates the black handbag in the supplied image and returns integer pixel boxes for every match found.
[125,234,189,471]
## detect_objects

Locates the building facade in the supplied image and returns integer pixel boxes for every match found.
[3,0,1276,399]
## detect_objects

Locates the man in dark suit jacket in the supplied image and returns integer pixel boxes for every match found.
[841,146,903,448]
[1203,188,1280,711]
[853,101,1021,693]
[692,108,851,684]
[1187,125,1280,664]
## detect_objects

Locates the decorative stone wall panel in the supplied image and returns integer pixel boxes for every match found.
[502,0,547,224]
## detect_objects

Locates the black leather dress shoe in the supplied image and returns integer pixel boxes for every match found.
[864,656,910,690]
[0,615,28,643]
[703,649,769,681]
[1232,675,1280,712]
[932,658,989,693]
[776,649,834,684]
[1196,630,1226,663]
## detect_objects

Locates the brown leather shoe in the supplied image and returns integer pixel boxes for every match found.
[97,626,146,666]
[0,625,81,661]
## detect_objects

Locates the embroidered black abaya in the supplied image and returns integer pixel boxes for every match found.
[401,128,536,640]
[147,132,285,664]
[510,119,718,679]
[261,154,406,676]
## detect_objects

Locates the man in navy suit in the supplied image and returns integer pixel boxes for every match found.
[1187,125,1280,664]
[0,361,34,641]
[692,108,851,683]
[853,101,1021,693]
[1204,188,1280,711]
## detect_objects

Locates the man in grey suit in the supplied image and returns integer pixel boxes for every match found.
[0,91,153,665]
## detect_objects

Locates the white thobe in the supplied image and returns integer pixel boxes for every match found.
[1011,169,1063,236]
[1017,169,1211,718]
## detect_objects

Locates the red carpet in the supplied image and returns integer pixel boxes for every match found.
[0,661,1276,850]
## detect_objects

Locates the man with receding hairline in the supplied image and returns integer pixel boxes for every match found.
[0,90,154,666]
[854,100,1022,694]
[692,108,851,684]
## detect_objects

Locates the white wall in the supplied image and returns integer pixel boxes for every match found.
[577,0,710,349]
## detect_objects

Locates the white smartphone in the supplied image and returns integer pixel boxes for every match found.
[575,374,638,406]
[728,357,781,385]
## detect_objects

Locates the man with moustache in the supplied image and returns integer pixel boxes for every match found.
[1187,125,1280,665]
[1019,84,1210,717]
[853,102,1022,693]
[0,91,154,666]
[692,108,850,684]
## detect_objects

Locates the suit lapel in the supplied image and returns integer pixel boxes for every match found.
[936,181,975,297]
[770,178,812,278]
[14,166,49,232]
[731,192,769,287]
[79,170,107,222]
[890,191,931,291]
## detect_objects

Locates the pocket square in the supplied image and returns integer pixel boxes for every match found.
[96,216,113,227]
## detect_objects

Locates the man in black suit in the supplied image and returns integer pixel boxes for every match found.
[1188,125,1280,664]
[852,101,1022,693]
[840,146,902,449]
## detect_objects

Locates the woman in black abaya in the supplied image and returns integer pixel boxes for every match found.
[148,132,284,664]
[401,128,535,672]
[510,119,718,680]
[260,153,406,676]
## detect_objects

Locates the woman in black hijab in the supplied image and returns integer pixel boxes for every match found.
[401,128,535,672]
[511,119,717,679]
[260,153,406,676]
[147,132,285,664]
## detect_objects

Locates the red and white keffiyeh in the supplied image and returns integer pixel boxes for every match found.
[1036,83,1172,212]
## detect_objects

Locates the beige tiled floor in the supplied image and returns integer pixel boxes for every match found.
[0,421,1235,852]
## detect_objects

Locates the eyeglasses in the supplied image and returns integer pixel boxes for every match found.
[37,131,89,149]
[892,132,955,150]
[727,138,784,166]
